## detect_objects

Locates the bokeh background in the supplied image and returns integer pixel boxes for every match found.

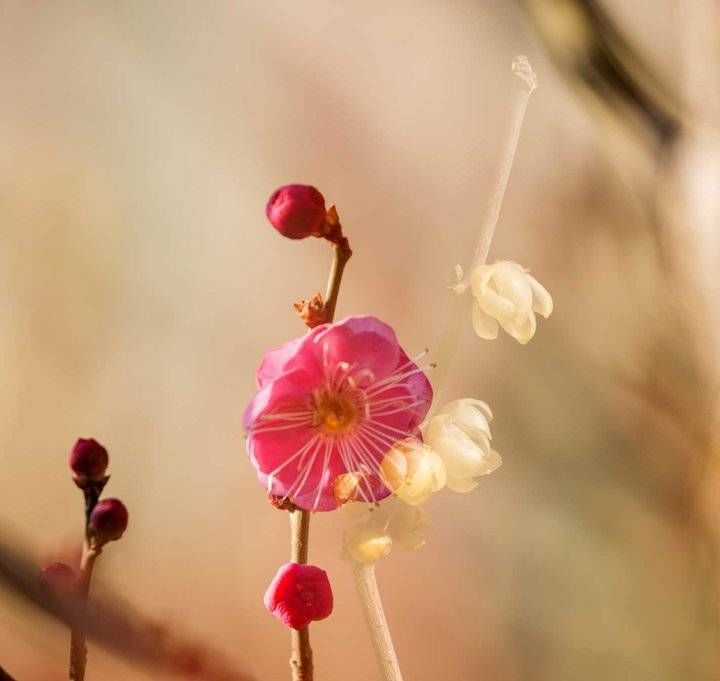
[1,1,719,679]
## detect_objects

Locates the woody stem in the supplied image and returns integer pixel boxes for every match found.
[68,542,101,681]
[289,234,352,681]
[431,55,537,408]
[352,563,404,681]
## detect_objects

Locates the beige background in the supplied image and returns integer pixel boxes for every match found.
[0,2,717,680]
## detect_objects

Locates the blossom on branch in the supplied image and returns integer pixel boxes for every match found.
[244,315,433,511]
[342,497,428,565]
[456,260,552,344]
[425,399,501,493]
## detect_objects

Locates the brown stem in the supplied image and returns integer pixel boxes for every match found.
[289,509,310,565]
[288,232,352,681]
[289,627,313,681]
[69,543,101,681]
[321,238,352,324]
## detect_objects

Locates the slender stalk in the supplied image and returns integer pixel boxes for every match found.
[351,563,403,681]
[289,509,313,681]
[322,239,352,323]
[289,508,311,564]
[348,56,538,681]
[469,55,536,271]
[68,543,101,681]
[431,55,537,408]
[288,233,352,681]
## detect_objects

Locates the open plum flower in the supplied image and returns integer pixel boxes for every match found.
[244,315,433,511]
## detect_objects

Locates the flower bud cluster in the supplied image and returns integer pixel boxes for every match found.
[69,438,129,548]
[342,399,502,564]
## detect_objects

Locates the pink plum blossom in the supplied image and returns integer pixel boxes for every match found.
[244,315,433,511]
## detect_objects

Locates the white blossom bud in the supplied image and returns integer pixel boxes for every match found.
[425,399,501,493]
[343,524,393,565]
[469,260,552,344]
[342,497,428,564]
[380,439,446,506]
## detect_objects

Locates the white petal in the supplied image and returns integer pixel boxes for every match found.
[477,448,502,476]
[395,531,426,551]
[450,402,492,438]
[476,285,517,321]
[502,311,537,345]
[489,262,533,314]
[472,300,500,339]
[527,273,553,318]
[469,264,495,295]
[387,504,428,549]
[427,449,447,492]
[344,525,392,564]
[446,476,480,493]
[425,413,451,445]
[379,446,409,491]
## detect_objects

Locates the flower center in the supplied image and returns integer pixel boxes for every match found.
[314,391,358,435]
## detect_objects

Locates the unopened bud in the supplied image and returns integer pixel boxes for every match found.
[266,184,328,239]
[88,498,128,545]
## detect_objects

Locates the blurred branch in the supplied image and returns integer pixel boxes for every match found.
[0,667,18,681]
[0,531,254,681]
[517,0,682,152]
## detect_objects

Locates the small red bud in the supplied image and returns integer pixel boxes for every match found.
[266,185,327,239]
[39,562,78,597]
[69,438,109,480]
[264,562,333,629]
[88,498,128,545]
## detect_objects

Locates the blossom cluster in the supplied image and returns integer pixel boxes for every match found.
[245,183,553,633]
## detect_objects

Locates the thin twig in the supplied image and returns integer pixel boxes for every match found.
[68,544,100,681]
[469,55,536,272]
[430,55,537,409]
[322,239,352,324]
[351,564,403,681]
[348,56,538,681]
[288,230,352,681]
[0,532,254,680]
[289,509,312,681]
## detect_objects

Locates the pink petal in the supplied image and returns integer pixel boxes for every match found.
[312,315,400,380]
[243,368,312,429]
[256,325,327,388]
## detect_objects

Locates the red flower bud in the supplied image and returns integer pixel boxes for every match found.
[88,498,128,545]
[266,185,327,239]
[39,562,78,597]
[263,562,333,629]
[69,438,109,480]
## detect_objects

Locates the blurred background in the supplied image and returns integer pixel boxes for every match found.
[1,1,719,679]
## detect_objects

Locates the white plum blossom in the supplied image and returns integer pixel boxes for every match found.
[456,260,552,344]
[342,497,428,565]
[343,524,393,565]
[425,399,501,493]
[379,439,446,506]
